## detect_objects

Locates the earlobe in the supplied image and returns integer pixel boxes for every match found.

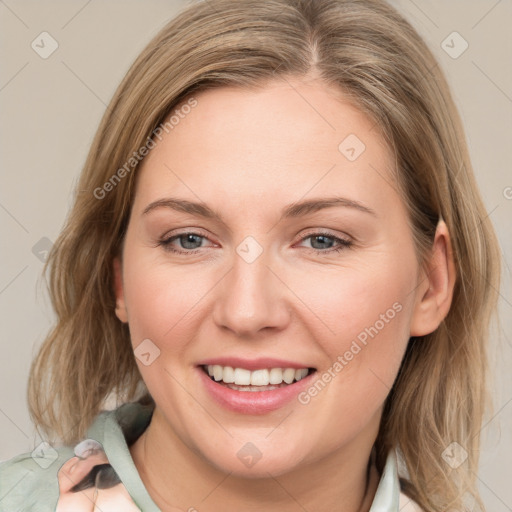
[409,219,456,337]
[113,257,129,323]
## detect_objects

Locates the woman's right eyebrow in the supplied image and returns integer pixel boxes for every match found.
[142,197,221,220]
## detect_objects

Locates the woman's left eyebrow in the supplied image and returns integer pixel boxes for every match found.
[280,196,377,219]
[142,196,377,222]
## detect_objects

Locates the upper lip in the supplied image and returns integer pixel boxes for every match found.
[196,357,315,371]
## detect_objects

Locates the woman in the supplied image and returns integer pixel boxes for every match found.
[0,0,501,510]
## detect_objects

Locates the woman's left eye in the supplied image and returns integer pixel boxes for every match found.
[297,232,353,254]
[158,231,353,255]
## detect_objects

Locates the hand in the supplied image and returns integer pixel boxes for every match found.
[56,449,140,511]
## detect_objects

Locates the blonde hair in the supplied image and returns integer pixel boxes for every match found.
[28,0,501,510]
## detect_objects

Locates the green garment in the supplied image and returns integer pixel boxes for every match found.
[0,401,420,511]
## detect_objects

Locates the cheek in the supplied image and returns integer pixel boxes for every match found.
[289,266,414,442]
[121,247,215,351]
[296,256,413,342]
[292,253,416,392]
[124,244,415,348]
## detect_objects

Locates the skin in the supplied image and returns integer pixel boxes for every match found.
[113,76,456,511]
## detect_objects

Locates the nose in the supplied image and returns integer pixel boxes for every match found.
[212,243,291,338]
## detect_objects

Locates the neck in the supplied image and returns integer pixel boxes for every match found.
[130,407,381,512]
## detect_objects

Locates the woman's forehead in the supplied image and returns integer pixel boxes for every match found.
[134,80,398,214]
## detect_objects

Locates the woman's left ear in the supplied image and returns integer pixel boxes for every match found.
[409,219,456,337]
[113,257,129,323]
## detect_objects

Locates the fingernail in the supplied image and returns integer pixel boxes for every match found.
[74,439,103,458]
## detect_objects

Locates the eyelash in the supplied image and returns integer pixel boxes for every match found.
[157,230,353,256]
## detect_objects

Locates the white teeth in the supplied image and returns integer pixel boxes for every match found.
[233,368,251,385]
[269,368,283,384]
[283,368,296,384]
[222,366,235,383]
[295,368,308,381]
[205,365,311,387]
[213,365,223,381]
[250,369,269,386]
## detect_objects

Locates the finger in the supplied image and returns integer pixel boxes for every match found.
[57,452,110,493]
[57,456,81,493]
[55,484,96,512]
[93,484,141,511]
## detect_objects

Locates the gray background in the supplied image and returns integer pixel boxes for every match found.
[1,0,511,510]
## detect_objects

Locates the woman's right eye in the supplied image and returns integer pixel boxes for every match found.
[158,232,211,254]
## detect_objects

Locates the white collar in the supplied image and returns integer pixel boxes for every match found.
[369,449,401,511]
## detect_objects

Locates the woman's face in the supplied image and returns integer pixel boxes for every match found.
[114,78,431,477]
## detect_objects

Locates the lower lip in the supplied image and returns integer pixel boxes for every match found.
[197,366,316,414]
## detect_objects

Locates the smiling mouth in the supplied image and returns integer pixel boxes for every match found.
[201,364,317,392]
